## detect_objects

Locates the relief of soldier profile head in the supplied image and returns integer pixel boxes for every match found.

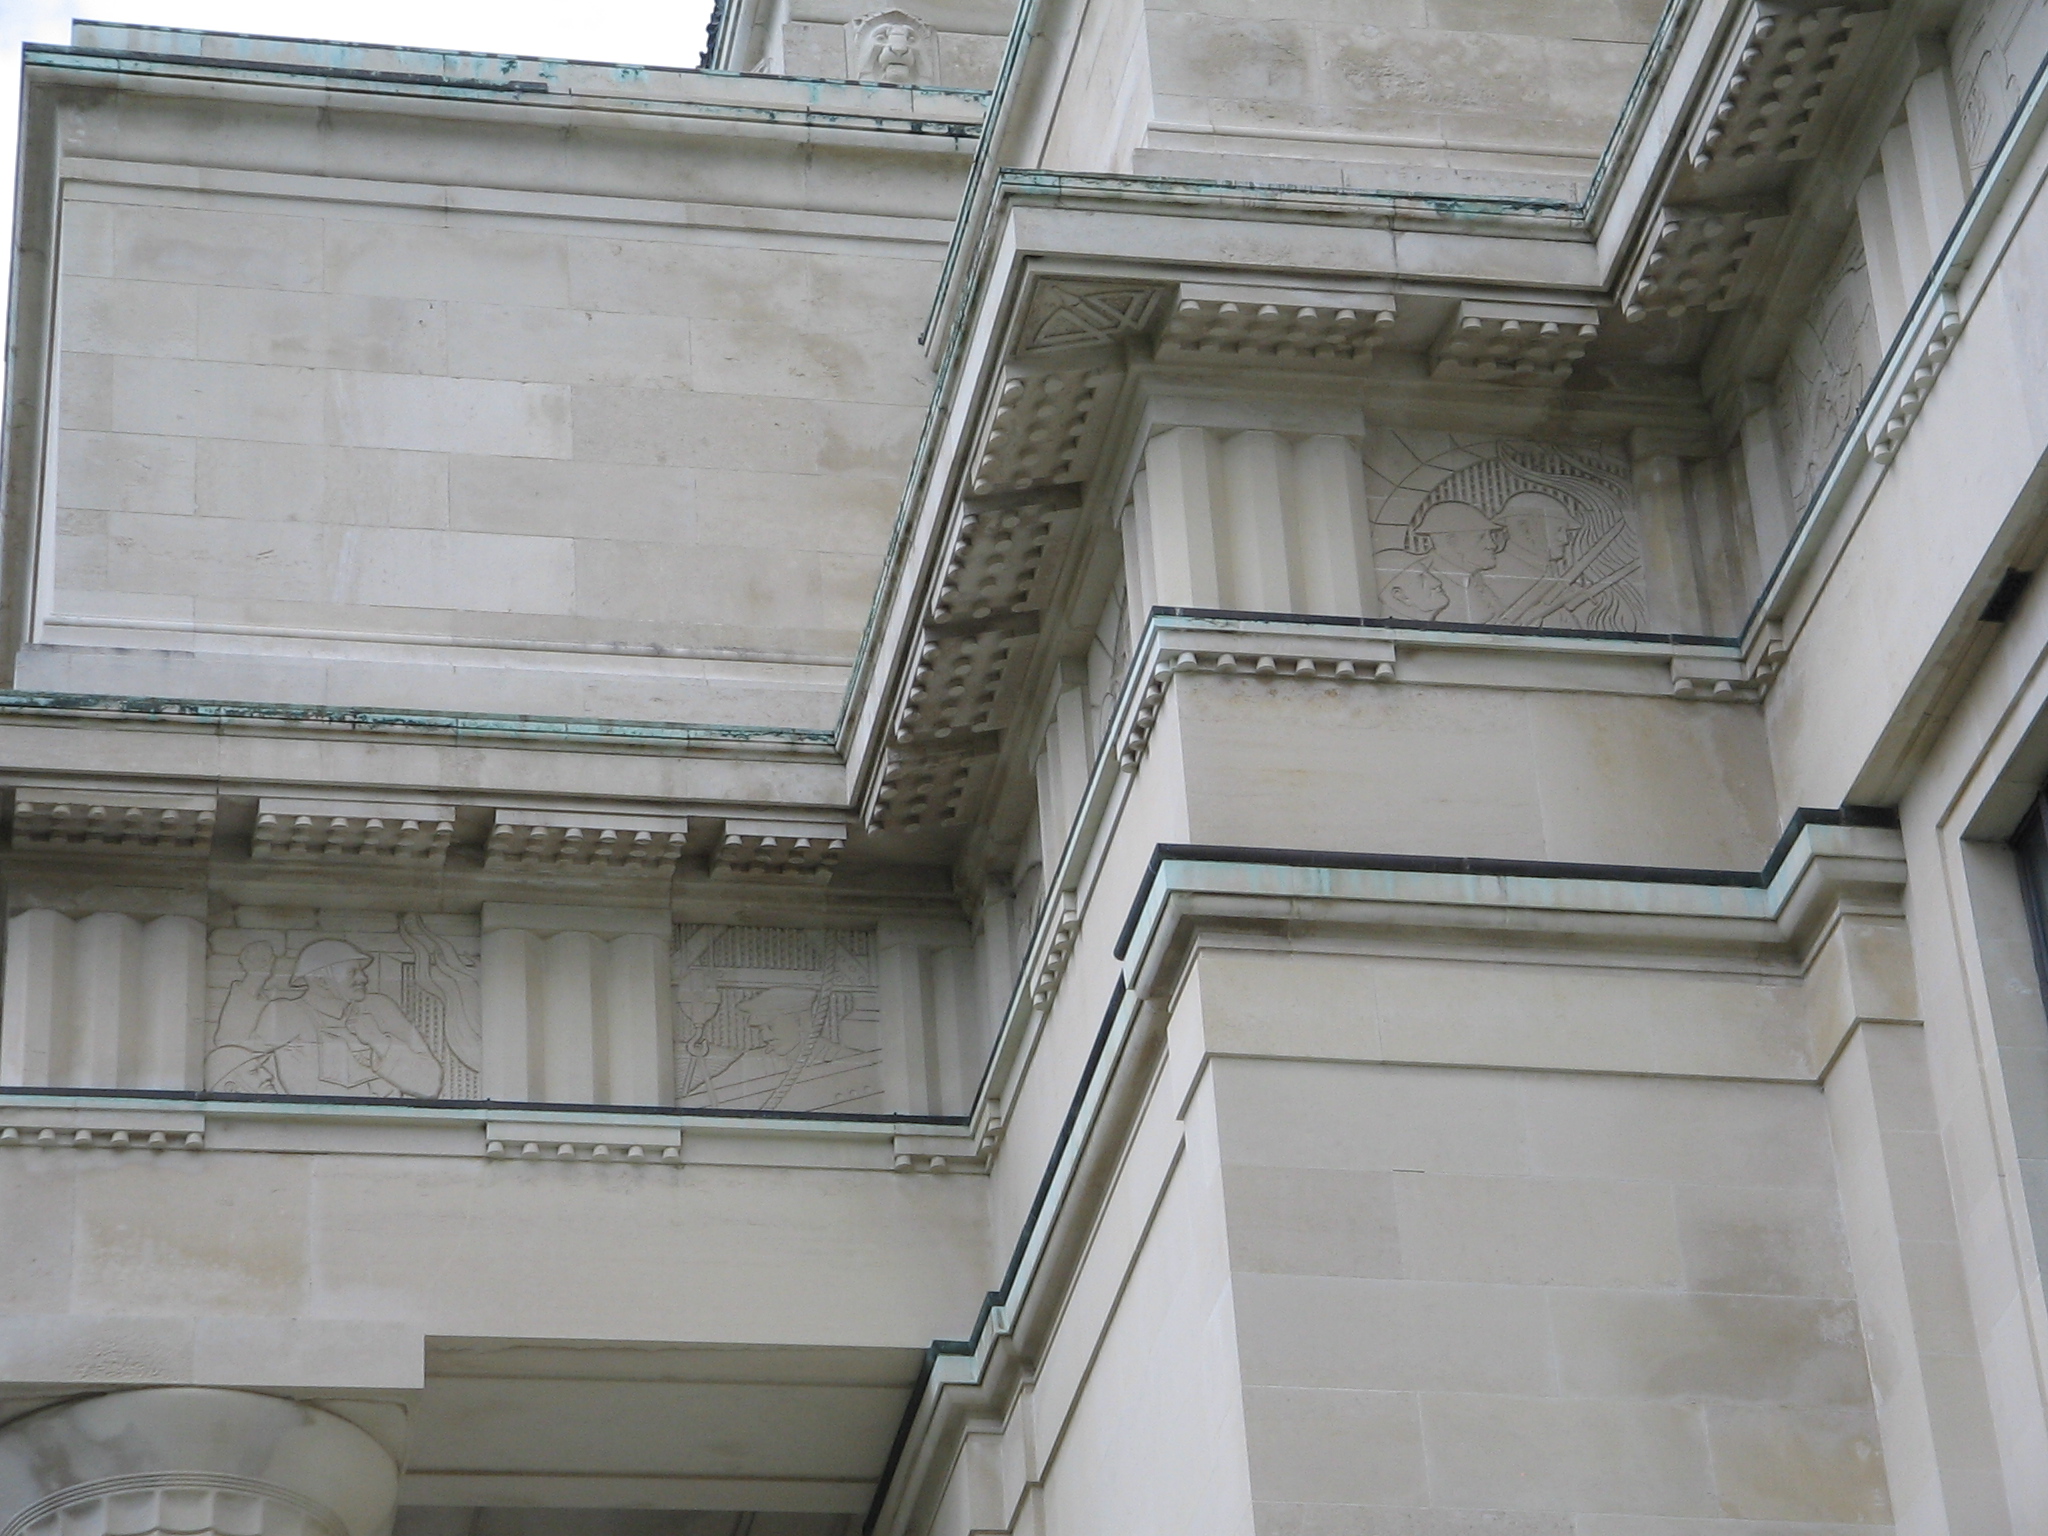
[294,938,373,1003]
[1406,499,1510,571]
[1382,559,1450,622]
[205,917,479,1102]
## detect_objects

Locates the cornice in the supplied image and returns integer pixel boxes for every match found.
[1115,819,1909,1005]
[917,0,1715,352]
[0,690,837,754]
[24,41,989,140]
[981,168,1583,227]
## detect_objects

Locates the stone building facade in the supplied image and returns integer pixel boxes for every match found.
[0,0,2046,1532]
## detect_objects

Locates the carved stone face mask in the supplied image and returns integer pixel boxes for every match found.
[871,26,915,81]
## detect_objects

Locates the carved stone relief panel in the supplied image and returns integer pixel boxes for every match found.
[1955,0,2048,175]
[1085,577,1131,750]
[1366,433,1647,632]
[672,925,882,1113]
[1772,232,1879,513]
[205,912,480,1100]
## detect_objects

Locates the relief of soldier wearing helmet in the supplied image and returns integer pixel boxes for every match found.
[1368,435,1647,633]
[205,914,481,1099]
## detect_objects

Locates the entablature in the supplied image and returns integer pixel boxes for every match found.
[850,233,1731,857]
[850,0,2043,908]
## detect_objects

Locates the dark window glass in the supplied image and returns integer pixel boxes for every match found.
[2015,794,2048,989]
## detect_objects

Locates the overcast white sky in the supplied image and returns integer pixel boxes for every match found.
[0,0,721,199]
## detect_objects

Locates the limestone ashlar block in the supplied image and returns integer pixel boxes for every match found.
[11,785,216,855]
[485,809,687,874]
[1157,282,1397,366]
[251,798,455,866]
[0,1313,422,1394]
[1688,3,1870,177]
[712,817,848,882]
[0,909,205,1089]
[1429,299,1601,385]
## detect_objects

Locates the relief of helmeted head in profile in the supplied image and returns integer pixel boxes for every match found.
[205,915,480,1101]
[1404,499,1510,607]
[1368,435,1646,632]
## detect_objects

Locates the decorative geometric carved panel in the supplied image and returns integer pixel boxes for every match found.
[1622,206,1785,320]
[11,787,216,855]
[205,912,481,1101]
[673,924,881,1112]
[1430,300,1601,384]
[1156,283,1397,364]
[1364,432,1647,633]
[1016,280,1163,357]
[1689,3,1867,176]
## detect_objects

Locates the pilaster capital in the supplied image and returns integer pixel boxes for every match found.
[0,1391,397,1536]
